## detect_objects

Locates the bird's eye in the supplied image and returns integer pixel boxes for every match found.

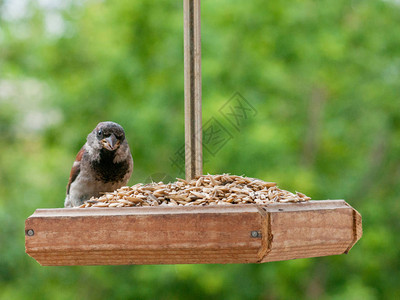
[97,130,102,137]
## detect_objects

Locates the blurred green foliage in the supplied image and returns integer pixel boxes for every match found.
[1,0,400,299]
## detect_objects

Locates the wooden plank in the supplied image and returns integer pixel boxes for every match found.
[184,0,202,180]
[25,200,362,266]
[260,201,362,262]
[25,205,263,266]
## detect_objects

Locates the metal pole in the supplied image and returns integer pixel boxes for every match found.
[184,0,202,180]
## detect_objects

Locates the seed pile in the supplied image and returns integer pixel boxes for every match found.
[79,174,311,208]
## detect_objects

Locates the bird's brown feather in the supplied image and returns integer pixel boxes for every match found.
[66,147,85,195]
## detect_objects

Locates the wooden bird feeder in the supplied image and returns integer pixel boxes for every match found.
[25,0,362,266]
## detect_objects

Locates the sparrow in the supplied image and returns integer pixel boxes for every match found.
[64,121,133,207]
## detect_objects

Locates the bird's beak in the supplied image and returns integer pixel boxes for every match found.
[102,134,120,151]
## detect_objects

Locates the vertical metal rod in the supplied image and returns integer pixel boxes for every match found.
[184,0,202,181]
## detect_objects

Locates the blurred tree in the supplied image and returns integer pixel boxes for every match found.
[0,0,399,299]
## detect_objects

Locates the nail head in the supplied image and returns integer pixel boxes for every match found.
[251,231,261,238]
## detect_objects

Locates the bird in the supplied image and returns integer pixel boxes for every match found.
[64,121,133,207]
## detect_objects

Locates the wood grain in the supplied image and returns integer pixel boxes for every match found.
[26,205,263,266]
[25,200,362,266]
[260,201,360,262]
[184,0,202,180]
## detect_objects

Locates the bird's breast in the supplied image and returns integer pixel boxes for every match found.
[90,150,131,183]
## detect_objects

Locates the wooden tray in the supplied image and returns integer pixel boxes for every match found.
[25,200,362,266]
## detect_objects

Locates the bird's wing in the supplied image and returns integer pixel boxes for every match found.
[66,147,85,195]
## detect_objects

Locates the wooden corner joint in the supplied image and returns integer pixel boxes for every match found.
[254,201,363,263]
[344,208,363,254]
[255,205,272,263]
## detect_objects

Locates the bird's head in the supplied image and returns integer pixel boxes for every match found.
[87,121,127,152]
